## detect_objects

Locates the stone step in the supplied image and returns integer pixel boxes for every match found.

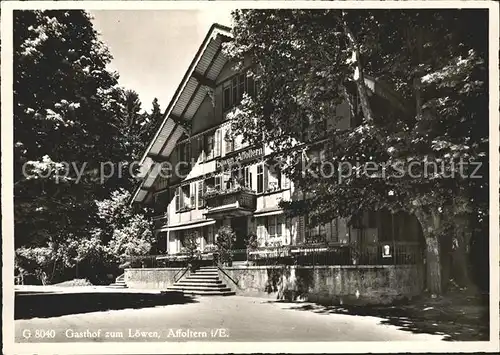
[191,271,219,276]
[186,275,220,280]
[175,282,227,288]
[180,278,222,284]
[168,285,232,292]
[108,283,127,288]
[167,287,235,296]
[192,270,219,274]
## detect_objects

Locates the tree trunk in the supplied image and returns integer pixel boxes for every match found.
[414,208,443,295]
[452,215,474,290]
[425,235,442,295]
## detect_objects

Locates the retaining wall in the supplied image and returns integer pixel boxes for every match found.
[124,264,424,305]
[124,268,188,289]
[218,264,424,305]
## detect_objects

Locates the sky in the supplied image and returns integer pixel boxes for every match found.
[90,10,234,112]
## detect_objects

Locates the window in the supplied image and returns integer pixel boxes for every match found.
[197,136,205,162]
[257,163,268,193]
[173,185,192,212]
[223,171,231,189]
[232,77,239,104]
[205,133,214,160]
[222,72,258,111]
[257,215,286,243]
[181,185,190,209]
[245,75,257,97]
[215,175,221,190]
[174,186,182,211]
[305,217,339,243]
[178,142,191,164]
[225,128,234,154]
[231,166,252,189]
[223,86,231,111]
[268,217,277,238]
[174,187,179,211]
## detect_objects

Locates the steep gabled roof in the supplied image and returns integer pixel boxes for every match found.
[132,23,232,204]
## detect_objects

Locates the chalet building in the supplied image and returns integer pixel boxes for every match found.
[131,24,423,257]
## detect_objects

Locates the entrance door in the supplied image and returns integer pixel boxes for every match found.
[231,216,248,250]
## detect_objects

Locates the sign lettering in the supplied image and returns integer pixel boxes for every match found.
[216,147,263,169]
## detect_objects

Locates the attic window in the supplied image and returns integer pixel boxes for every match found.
[222,72,257,112]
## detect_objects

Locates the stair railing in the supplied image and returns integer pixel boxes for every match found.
[174,264,190,283]
[216,264,239,287]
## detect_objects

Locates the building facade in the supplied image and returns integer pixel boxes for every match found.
[132,24,423,256]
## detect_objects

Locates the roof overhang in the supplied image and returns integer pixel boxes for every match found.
[132,23,233,205]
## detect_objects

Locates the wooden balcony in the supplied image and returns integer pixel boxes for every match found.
[204,188,257,218]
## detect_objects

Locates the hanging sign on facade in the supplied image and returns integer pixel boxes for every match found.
[216,146,264,169]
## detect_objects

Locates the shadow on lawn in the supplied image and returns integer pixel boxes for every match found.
[15,291,197,320]
[267,295,489,341]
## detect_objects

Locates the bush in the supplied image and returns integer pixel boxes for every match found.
[245,233,258,250]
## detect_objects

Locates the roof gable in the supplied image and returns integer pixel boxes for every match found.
[132,23,232,204]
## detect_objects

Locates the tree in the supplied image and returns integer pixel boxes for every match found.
[94,189,154,264]
[13,10,155,283]
[225,9,488,294]
[14,10,122,249]
[142,97,163,144]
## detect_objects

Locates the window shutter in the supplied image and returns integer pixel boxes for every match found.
[215,129,221,157]
[245,167,252,189]
[263,164,269,192]
[190,183,195,207]
[197,180,204,208]
[215,175,221,190]
[175,187,180,211]
[277,215,284,238]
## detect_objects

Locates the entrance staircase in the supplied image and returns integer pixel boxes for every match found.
[167,266,235,296]
[108,274,127,289]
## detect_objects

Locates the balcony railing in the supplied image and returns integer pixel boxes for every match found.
[204,187,257,211]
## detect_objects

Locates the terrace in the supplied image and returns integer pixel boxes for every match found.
[125,241,422,269]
